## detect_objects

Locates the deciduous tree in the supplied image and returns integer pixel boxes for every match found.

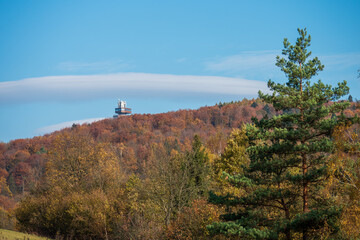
[329,123,360,239]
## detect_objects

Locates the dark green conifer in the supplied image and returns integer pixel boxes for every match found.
[187,135,210,196]
[251,101,259,108]
[208,28,352,240]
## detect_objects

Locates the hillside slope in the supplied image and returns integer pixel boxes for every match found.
[0,99,358,232]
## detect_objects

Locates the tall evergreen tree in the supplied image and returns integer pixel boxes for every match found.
[187,135,210,197]
[208,28,352,239]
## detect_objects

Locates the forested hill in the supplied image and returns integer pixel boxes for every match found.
[1,98,269,189]
[1,98,359,199]
[0,98,359,238]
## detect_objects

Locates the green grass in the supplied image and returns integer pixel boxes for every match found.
[0,229,51,240]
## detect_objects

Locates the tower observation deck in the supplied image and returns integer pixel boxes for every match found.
[114,100,132,118]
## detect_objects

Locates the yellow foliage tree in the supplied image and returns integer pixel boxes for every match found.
[46,131,121,193]
[329,123,360,239]
[212,127,249,196]
[16,131,126,239]
[166,199,222,240]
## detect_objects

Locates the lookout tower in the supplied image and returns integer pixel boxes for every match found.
[114,100,132,118]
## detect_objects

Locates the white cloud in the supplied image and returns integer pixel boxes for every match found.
[205,50,279,77]
[0,72,268,104]
[176,57,187,63]
[320,53,360,70]
[205,51,360,80]
[35,118,106,135]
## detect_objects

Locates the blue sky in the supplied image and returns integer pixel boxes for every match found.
[0,0,359,142]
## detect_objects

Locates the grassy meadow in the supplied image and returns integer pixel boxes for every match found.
[0,229,51,240]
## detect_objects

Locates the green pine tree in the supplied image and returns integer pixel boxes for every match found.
[251,101,259,108]
[187,135,210,197]
[208,28,352,240]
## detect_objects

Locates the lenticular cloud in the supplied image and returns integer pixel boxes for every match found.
[0,72,268,104]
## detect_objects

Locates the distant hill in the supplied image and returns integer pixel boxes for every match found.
[0,98,358,229]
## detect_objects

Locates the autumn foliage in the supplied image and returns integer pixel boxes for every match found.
[0,98,359,239]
